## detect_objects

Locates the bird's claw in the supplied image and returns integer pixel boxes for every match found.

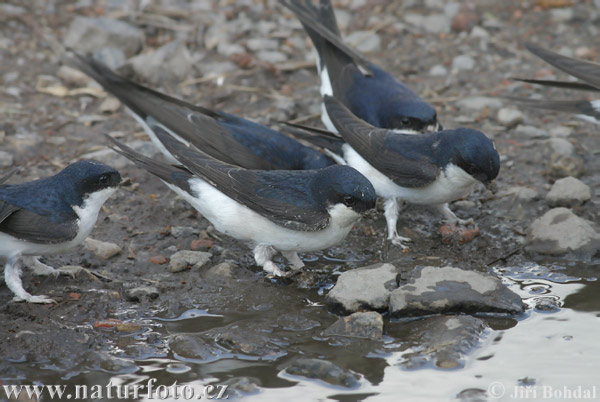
[389,235,412,250]
[445,217,475,226]
[13,294,57,304]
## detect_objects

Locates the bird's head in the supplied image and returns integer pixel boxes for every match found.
[59,160,121,206]
[384,99,442,134]
[311,165,377,215]
[437,128,500,187]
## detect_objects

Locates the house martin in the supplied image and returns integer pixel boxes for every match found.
[280,0,441,134]
[285,96,499,248]
[510,43,600,125]
[1,161,121,303]
[107,128,376,276]
[68,51,335,170]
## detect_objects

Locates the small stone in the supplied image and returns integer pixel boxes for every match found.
[127,41,192,85]
[84,238,122,259]
[170,226,200,238]
[515,125,548,139]
[322,311,383,340]
[169,334,222,361]
[389,266,524,317]
[545,138,574,157]
[64,17,144,58]
[345,31,381,53]
[285,358,359,388]
[546,177,591,207]
[150,255,168,265]
[57,65,90,86]
[439,224,480,244]
[326,263,398,315]
[255,50,287,64]
[405,13,450,34]
[397,315,487,369]
[429,64,448,76]
[116,323,142,332]
[191,238,214,251]
[548,155,585,178]
[169,250,211,273]
[526,208,600,257]
[205,261,239,279]
[550,8,574,22]
[451,5,481,32]
[0,151,14,167]
[126,286,159,302]
[456,96,503,111]
[452,55,476,71]
[93,47,127,69]
[549,125,573,138]
[99,96,121,114]
[246,38,279,52]
[470,26,490,38]
[498,186,540,202]
[497,108,524,128]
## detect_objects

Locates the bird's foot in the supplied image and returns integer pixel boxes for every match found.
[25,257,59,277]
[263,261,286,277]
[444,216,475,226]
[281,251,305,270]
[388,234,412,250]
[12,294,57,304]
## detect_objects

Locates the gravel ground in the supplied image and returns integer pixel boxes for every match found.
[0,0,599,399]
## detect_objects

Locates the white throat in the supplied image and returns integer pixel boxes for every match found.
[72,187,117,239]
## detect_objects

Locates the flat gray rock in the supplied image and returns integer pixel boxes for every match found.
[64,17,144,57]
[389,266,523,317]
[169,334,223,362]
[321,311,383,340]
[127,41,192,85]
[326,263,398,315]
[84,238,122,259]
[285,358,359,388]
[546,177,591,207]
[526,208,600,257]
[398,315,487,369]
[169,250,212,273]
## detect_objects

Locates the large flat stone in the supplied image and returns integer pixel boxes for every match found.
[389,266,523,317]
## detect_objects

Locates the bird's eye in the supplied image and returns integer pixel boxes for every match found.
[401,117,410,126]
[469,165,482,175]
[98,174,110,185]
[343,195,356,206]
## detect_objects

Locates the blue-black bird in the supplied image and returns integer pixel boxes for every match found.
[1,161,121,303]
[68,52,335,170]
[510,43,600,125]
[107,129,376,276]
[286,96,499,248]
[280,0,441,134]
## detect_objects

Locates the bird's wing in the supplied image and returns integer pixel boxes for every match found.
[0,199,77,244]
[526,43,600,90]
[503,96,600,118]
[150,128,331,231]
[512,77,599,92]
[68,52,277,170]
[324,96,439,187]
[281,122,345,154]
[280,0,372,76]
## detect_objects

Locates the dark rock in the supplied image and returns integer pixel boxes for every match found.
[389,266,523,317]
[277,314,321,331]
[285,358,359,388]
[126,286,159,302]
[398,315,487,369]
[169,334,223,362]
[204,322,285,359]
[64,17,144,57]
[526,208,600,257]
[326,263,398,314]
[322,311,383,340]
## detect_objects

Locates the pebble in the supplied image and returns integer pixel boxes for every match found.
[99,96,121,114]
[84,238,122,259]
[549,125,573,138]
[548,154,585,179]
[321,311,383,340]
[205,322,283,357]
[255,50,288,64]
[93,47,127,69]
[150,255,168,265]
[550,8,574,22]
[515,125,548,139]
[170,226,200,238]
[526,208,600,257]
[168,250,211,273]
[545,138,574,157]
[285,358,359,388]
[498,186,540,202]
[126,286,159,302]
[429,64,448,76]
[64,17,144,58]
[496,108,524,128]
[205,261,245,280]
[451,5,481,32]
[345,31,381,53]
[389,266,524,317]
[470,26,490,38]
[57,65,90,86]
[127,41,192,85]
[456,96,503,111]
[397,315,487,369]
[246,38,279,52]
[404,13,450,34]
[326,263,398,315]
[0,151,14,167]
[169,334,223,362]
[452,55,476,71]
[546,177,591,207]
